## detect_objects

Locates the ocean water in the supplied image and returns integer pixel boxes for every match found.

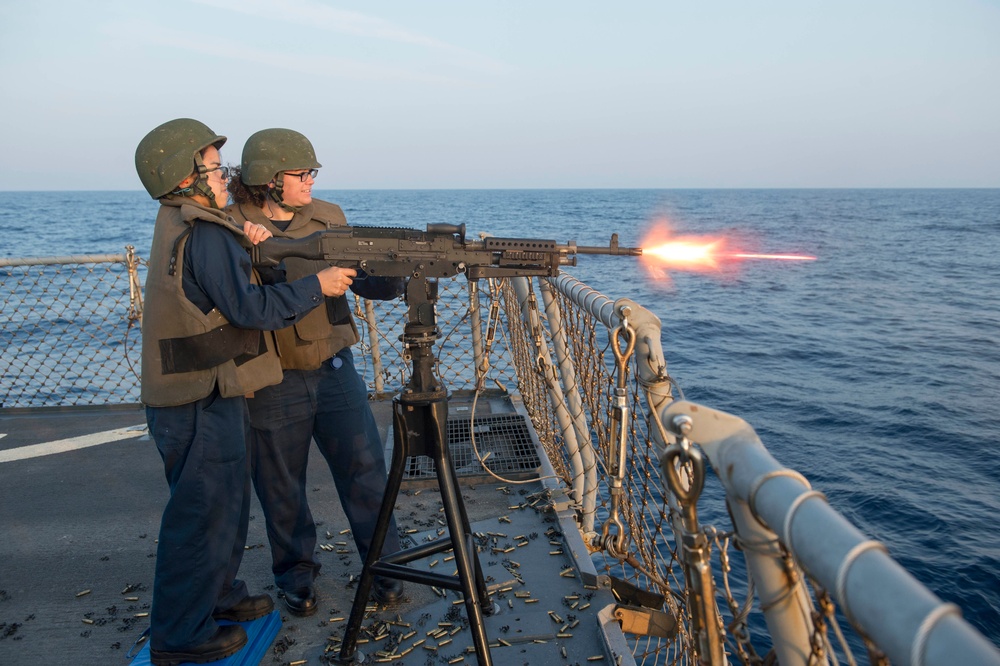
[2,188,999,646]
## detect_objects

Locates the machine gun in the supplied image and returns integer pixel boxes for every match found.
[253,223,640,666]
[251,222,641,280]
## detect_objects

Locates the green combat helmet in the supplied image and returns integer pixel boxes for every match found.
[241,128,321,211]
[240,128,321,185]
[135,118,226,199]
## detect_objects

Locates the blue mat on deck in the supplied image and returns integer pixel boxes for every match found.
[130,611,281,666]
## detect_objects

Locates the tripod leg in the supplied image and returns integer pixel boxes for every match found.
[430,400,494,666]
[336,399,409,664]
[445,441,492,609]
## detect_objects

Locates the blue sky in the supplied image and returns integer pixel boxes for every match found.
[1,0,997,190]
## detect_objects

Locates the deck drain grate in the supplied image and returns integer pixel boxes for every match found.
[403,413,540,481]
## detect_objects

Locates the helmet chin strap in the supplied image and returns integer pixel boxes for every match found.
[171,154,220,208]
[268,173,302,213]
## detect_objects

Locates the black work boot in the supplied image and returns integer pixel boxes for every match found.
[213,593,275,622]
[281,586,317,616]
[150,624,247,665]
[373,576,405,604]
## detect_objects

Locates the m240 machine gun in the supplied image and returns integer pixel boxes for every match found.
[251,222,641,279]
[253,224,641,666]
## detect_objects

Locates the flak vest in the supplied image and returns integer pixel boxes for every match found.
[226,200,360,371]
[141,197,283,407]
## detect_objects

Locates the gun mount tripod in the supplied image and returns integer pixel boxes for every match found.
[335,275,498,666]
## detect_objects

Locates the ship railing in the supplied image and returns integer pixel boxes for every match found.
[0,250,144,409]
[6,251,1000,666]
[504,273,1000,666]
[656,400,1000,666]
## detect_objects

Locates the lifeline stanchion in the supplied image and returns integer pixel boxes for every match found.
[334,277,496,666]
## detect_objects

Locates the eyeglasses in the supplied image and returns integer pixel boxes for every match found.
[283,169,319,182]
[203,165,231,180]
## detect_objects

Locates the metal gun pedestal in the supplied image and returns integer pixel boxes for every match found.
[337,278,495,666]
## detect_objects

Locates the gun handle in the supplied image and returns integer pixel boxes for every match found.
[426,223,465,242]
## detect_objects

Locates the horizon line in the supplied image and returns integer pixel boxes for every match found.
[1,186,998,194]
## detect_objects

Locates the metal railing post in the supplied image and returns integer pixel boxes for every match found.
[362,298,386,394]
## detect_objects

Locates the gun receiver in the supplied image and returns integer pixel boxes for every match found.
[251,223,641,280]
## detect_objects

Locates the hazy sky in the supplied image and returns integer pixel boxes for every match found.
[1,0,998,190]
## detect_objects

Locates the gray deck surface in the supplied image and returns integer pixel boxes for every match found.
[0,396,622,666]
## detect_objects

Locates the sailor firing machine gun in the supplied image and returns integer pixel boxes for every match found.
[252,223,641,666]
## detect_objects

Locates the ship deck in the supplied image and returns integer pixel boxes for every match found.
[0,392,624,666]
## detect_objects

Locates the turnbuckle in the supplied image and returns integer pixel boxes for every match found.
[596,307,638,558]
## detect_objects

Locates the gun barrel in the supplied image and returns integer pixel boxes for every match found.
[576,245,642,256]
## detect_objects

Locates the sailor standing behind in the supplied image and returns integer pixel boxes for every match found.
[135,118,350,666]
[226,128,405,617]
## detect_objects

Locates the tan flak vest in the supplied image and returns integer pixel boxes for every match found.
[227,200,360,371]
[141,197,283,407]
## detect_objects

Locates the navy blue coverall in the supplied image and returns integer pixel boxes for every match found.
[147,220,323,652]
[247,344,403,592]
